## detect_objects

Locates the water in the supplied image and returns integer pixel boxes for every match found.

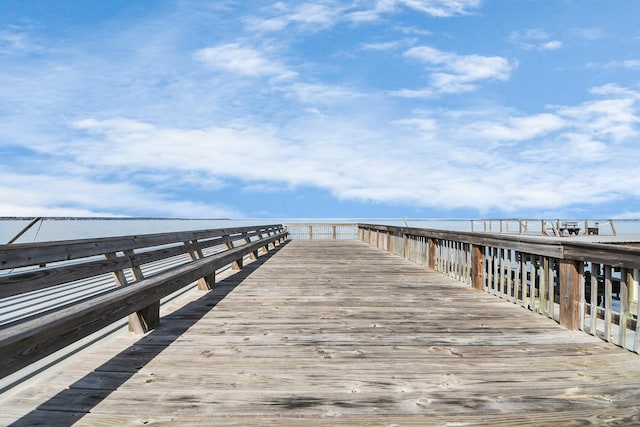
[1,217,640,244]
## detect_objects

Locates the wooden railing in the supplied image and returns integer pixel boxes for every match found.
[0,224,287,378]
[470,219,617,236]
[284,223,358,240]
[358,224,640,353]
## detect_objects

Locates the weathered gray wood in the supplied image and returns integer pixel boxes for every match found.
[605,265,612,342]
[359,223,565,258]
[619,268,628,347]
[559,259,579,330]
[4,240,640,426]
[0,232,287,378]
[0,225,282,270]
[0,229,278,299]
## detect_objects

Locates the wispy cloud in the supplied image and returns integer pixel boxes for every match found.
[0,171,238,217]
[397,45,513,95]
[349,0,482,21]
[508,28,562,51]
[571,27,607,41]
[3,1,640,218]
[29,83,634,215]
[194,43,297,80]
[247,0,482,31]
[587,59,640,70]
[245,3,341,32]
[361,41,405,51]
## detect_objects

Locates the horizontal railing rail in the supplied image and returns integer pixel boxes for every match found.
[0,224,288,378]
[284,223,358,240]
[358,223,640,353]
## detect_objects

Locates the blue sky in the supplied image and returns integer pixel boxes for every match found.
[1,0,640,219]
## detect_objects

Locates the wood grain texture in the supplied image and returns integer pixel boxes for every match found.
[0,225,282,270]
[4,240,640,426]
[0,232,287,378]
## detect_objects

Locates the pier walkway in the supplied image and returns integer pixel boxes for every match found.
[3,240,640,425]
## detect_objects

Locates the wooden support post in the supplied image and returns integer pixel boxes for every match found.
[332,225,337,240]
[619,268,629,347]
[559,259,580,330]
[309,225,313,241]
[118,251,161,333]
[128,302,160,334]
[105,252,128,287]
[245,236,258,260]
[404,234,409,260]
[225,241,243,270]
[257,232,268,254]
[427,238,436,270]
[184,242,213,291]
[124,250,144,282]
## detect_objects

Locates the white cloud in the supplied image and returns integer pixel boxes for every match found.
[571,27,607,41]
[245,3,341,32]
[0,172,238,217]
[591,59,640,70]
[353,0,482,20]
[3,1,640,218]
[540,40,562,51]
[390,0,482,17]
[399,45,513,95]
[508,28,562,51]
[56,82,639,215]
[247,0,482,30]
[5,80,640,217]
[361,41,404,51]
[287,82,364,104]
[463,113,566,142]
[194,43,297,80]
[555,96,640,142]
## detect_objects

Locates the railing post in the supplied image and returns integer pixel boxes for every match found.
[559,259,580,330]
[404,233,409,259]
[309,225,313,241]
[427,238,435,270]
[332,225,337,240]
[471,245,485,291]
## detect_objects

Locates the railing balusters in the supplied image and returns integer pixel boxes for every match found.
[356,223,640,353]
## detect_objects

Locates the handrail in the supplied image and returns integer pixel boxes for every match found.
[284,223,358,240]
[0,224,283,270]
[358,223,640,353]
[0,224,288,378]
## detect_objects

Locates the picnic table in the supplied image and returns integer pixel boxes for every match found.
[559,221,580,236]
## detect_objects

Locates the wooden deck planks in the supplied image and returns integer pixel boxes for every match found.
[3,240,640,426]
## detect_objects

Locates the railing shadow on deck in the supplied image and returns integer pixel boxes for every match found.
[8,244,285,427]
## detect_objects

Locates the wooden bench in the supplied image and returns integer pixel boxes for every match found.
[0,224,287,378]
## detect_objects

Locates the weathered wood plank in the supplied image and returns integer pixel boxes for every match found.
[0,232,286,378]
[4,240,640,426]
[0,225,282,270]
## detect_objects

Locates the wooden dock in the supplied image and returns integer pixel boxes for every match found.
[3,240,640,425]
